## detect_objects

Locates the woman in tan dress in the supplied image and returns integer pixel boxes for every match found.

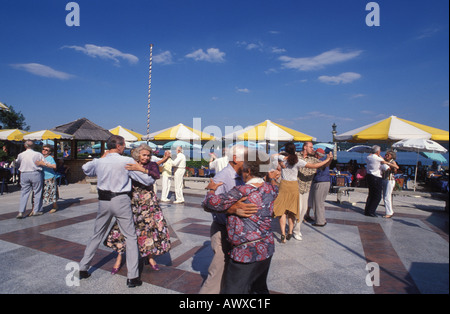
[274,142,332,243]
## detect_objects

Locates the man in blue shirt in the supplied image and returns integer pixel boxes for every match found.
[78,135,154,288]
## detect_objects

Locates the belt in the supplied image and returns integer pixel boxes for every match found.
[97,189,131,201]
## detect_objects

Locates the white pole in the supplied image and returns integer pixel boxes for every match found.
[414,151,419,192]
[147,44,153,137]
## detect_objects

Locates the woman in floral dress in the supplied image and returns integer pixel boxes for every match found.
[104,144,171,273]
[34,145,58,214]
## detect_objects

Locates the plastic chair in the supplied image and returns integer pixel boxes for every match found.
[336,176,346,187]
[0,169,10,195]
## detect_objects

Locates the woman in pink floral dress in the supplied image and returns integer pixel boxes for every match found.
[104,144,171,273]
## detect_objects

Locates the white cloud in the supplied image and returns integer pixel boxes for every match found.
[318,72,362,85]
[62,44,139,65]
[416,27,440,40]
[294,111,354,122]
[10,63,74,80]
[350,93,366,99]
[236,88,250,93]
[271,47,286,54]
[153,51,173,65]
[279,48,362,71]
[185,48,225,63]
[264,68,278,74]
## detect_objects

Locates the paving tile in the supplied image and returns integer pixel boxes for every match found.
[0,183,448,294]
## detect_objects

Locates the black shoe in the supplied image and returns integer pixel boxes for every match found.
[364,213,377,217]
[127,277,142,288]
[312,222,327,227]
[286,234,293,240]
[79,270,91,280]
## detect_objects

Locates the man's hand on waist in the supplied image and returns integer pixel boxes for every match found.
[227,197,258,218]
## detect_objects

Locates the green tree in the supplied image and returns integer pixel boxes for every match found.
[0,104,30,131]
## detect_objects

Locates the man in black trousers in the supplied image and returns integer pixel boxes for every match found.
[364,145,395,217]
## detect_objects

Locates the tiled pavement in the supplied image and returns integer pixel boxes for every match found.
[0,181,448,294]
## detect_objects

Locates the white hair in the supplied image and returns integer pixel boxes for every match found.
[371,145,381,154]
[24,140,34,149]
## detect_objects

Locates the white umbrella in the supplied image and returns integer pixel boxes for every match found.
[347,145,373,154]
[347,145,373,163]
[392,138,448,191]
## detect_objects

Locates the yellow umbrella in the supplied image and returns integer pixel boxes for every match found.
[109,125,143,142]
[0,129,29,141]
[18,130,74,141]
[142,123,216,141]
[223,120,316,142]
[334,116,449,142]
[0,102,10,111]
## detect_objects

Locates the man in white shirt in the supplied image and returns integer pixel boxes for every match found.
[364,145,393,217]
[172,146,186,204]
[160,151,173,202]
[209,148,229,173]
[15,140,45,218]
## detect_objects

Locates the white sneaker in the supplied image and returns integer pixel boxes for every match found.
[160,199,170,203]
[173,200,185,204]
[293,233,303,241]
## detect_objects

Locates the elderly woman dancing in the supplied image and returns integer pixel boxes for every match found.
[104,144,171,273]
[273,142,333,243]
[381,150,399,218]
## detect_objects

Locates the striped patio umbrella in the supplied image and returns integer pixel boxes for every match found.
[0,129,29,141]
[334,116,449,142]
[0,102,10,111]
[142,123,216,141]
[19,130,74,141]
[109,125,143,142]
[223,120,316,142]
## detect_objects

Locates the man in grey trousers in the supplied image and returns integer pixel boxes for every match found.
[15,140,45,219]
[78,135,154,288]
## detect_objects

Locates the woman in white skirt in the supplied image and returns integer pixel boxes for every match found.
[381,150,399,218]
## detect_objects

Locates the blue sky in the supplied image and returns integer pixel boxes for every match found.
[1,0,448,142]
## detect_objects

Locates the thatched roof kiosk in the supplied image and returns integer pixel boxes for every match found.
[51,118,113,183]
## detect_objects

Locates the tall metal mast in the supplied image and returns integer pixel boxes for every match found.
[147,44,153,137]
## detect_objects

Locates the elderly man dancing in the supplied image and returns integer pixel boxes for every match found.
[15,140,45,219]
[78,135,155,288]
